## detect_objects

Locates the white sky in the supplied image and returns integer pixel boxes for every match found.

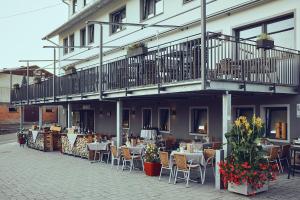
[0,0,67,70]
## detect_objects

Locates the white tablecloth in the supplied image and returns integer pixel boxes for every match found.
[119,145,145,155]
[67,134,78,147]
[262,144,280,152]
[87,142,110,151]
[170,151,205,166]
[140,130,157,140]
[32,131,39,142]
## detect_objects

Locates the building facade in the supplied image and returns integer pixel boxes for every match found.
[12,0,300,145]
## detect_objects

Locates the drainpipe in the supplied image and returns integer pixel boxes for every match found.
[9,71,12,104]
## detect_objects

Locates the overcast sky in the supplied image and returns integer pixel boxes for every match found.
[0,0,67,70]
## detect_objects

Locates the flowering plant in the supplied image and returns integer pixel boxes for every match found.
[219,115,277,190]
[144,144,160,163]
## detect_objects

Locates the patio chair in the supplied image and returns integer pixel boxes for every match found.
[173,154,202,187]
[266,146,281,172]
[100,144,111,164]
[121,147,144,172]
[278,144,291,173]
[111,146,121,169]
[159,151,174,183]
[201,149,216,184]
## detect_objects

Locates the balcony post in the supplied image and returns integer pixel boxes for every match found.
[99,24,103,100]
[116,100,123,147]
[39,106,43,130]
[67,103,72,128]
[222,91,231,157]
[201,0,207,90]
[9,71,12,104]
[53,48,56,102]
[27,61,29,104]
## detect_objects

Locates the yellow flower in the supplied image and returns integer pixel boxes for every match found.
[245,122,250,130]
[235,119,241,127]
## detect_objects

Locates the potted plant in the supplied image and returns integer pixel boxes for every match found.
[219,115,278,196]
[256,33,274,50]
[64,65,77,75]
[144,144,161,176]
[33,76,42,84]
[13,83,20,90]
[127,42,148,57]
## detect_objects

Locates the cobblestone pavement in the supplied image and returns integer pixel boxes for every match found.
[0,142,299,200]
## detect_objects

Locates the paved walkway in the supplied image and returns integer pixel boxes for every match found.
[0,142,299,200]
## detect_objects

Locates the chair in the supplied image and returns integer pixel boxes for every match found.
[100,144,111,164]
[173,154,202,187]
[121,147,144,172]
[202,149,216,184]
[278,144,291,173]
[159,152,173,183]
[266,146,281,172]
[111,146,121,169]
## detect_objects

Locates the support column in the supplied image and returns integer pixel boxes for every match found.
[38,106,43,130]
[67,103,72,128]
[222,92,232,157]
[116,100,123,148]
[19,106,24,131]
[201,0,207,90]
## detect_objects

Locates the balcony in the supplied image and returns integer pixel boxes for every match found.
[11,33,300,104]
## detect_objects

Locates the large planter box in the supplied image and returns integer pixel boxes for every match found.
[256,39,274,50]
[127,46,148,57]
[228,182,269,196]
[144,162,161,176]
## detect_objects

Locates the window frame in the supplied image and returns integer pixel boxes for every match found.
[88,24,95,44]
[110,6,126,35]
[69,33,75,52]
[158,107,170,133]
[141,0,164,21]
[63,37,69,55]
[142,108,152,129]
[260,104,290,143]
[80,27,86,47]
[72,0,78,14]
[188,106,209,136]
[122,108,130,129]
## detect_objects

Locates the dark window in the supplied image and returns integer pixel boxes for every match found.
[72,0,78,14]
[142,109,152,129]
[80,28,86,47]
[190,108,208,134]
[122,109,130,129]
[159,108,170,132]
[265,107,288,140]
[69,34,75,52]
[88,24,94,44]
[141,0,163,20]
[63,37,68,54]
[234,107,254,121]
[46,108,53,113]
[8,107,17,112]
[183,0,194,3]
[83,0,86,6]
[236,14,294,49]
[110,7,126,34]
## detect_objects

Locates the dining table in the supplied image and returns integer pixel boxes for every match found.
[87,141,111,163]
[170,151,205,166]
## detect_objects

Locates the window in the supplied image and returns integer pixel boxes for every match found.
[183,0,194,3]
[63,37,68,54]
[84,0,92,6]
[8,107,17,112]
[122,109,130,129]
[233,106,254,120]
[46,108,53,113]
[142,108,152,129]
[88,24,94,44]
[80,28,86,47]
[236,14,295,49]
[189,107,208,134]
[72,0,78,14]
[159,108,170,132]
[110,7,126,34]
[141,0,163,20]
[264,106,288,141]
[69,34,75,52]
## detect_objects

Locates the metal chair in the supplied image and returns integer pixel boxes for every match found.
[279,144,291,173]
[121,147,144,172]
[111,146,121,169]
[201,149,216,184]
[266,146,281,172]
[159,151,173,183]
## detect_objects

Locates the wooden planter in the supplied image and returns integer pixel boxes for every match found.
[256,39,274,50]
[144,162,161,176]
[65,67,77,75]
[228,182,269,196]
[127,46,148,57]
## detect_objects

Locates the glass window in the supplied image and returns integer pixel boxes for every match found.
[239,26,262,40]
[265,107,288,140]
[69,34,75,52]
[88,24,94,44]
[8,107,17,112]
[63,37,68,54]
[110,7,126,34]
[142,109,152,129]
[45,108,53,113]
[269,29,294,49]
[159,108,170,132]
[183,0,194,3]
[122,109,130,129]
[234,107,254,121]
[142,0,163,20]
[190,108,208,134]
[80,28,86,47]
[267,17,294,34]
[72,0,78,14]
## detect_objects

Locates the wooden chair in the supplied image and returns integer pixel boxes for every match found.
[173,154,202,187]
[111,146,121,169]
[266,146,281,172]
[202,149,216,184]
[279,144,291,173]
[159,152,173,183]
[121,147,144,172]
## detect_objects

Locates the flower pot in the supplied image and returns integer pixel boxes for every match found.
[228,182,269,196]
[127,46,148,57]
[144,162,161,176]
[256,39,274,50]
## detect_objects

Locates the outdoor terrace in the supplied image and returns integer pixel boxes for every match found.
[11,32,300,104]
